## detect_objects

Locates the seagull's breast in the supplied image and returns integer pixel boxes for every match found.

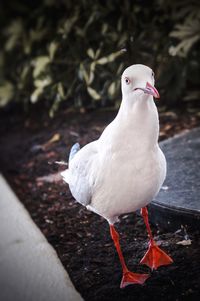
[89,144,166,221]
[66,98,166,223]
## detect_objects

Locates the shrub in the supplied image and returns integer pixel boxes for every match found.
[0,0,199,115]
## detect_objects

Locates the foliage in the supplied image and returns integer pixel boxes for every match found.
[0,0,199,115]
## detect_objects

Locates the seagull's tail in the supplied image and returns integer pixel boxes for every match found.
[61,143,80,184]
[69,142,80,162]
[61,169,70,184]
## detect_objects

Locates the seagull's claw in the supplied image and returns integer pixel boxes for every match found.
[140,241,173,270]
[120,270,149,288]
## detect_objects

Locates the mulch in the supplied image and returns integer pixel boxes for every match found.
[0,106,200,301]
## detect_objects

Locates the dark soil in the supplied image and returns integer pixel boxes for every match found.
[0,107,200,301]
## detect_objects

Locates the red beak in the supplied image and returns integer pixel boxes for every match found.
[135,82,160,99]
[145,82,160,99]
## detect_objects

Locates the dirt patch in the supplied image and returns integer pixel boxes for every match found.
[0,108,200,300]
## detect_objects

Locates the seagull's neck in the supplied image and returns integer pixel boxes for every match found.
[115,94,159,147]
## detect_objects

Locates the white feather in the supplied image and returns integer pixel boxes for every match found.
[61,64,166,224]
[60,169,70,183]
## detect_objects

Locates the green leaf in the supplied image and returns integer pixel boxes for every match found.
[87,86,101,100]
[90,62,96,73]
[30,87,43,103]
[30,28,47,43]
[79,63,89,84]
[57,82,65,99]
[88,71,94,85]
[95,48,101,59]
[101,23,108,34]
[18,65,31,89]
[21,65,30,81]
[34,77,52,88]
[96,50,123,65]
[169,13,200,57]
[169,35,200,57]
[87,48,95,59]
[0,81,14,107]
[33,56,50,78]
[108,82,116,97]
[4,19,23,51]
[96,57,108,65]
[31,77,52,103]
[58,11,79,38]
[117,63,124,75]
[48,41,59,61]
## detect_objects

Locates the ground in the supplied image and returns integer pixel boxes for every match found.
[0,106,200,301]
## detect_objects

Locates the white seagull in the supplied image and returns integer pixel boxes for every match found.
[61,64,173,288]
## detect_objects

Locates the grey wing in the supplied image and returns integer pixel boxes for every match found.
[68,141,98,206]
[69,142,80,162]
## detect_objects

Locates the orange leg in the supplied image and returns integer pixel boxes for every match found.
[140,207,173,270]
[110,225,149,288]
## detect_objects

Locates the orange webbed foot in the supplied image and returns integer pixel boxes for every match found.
[120,270,149,288]
[140,240,173,270]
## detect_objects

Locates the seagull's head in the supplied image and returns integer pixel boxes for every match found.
[121,64,160,100]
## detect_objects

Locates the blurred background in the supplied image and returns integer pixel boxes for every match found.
[0,0,200,116]
[0,2,200,300]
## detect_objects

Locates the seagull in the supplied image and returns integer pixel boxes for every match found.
[61,64,173,288]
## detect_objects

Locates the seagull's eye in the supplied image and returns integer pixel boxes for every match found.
[125,77,131,85]
[151,71,154,78]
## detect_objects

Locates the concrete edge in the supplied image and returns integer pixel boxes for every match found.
[0,174,83,301]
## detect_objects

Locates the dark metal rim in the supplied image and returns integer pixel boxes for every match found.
[151,200,200,219]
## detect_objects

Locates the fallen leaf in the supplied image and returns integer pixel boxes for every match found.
[45,219,54,224]
[43,133,61,149]
[47,133,61,144]
[176,239,192,246]
[69,130,79,137]
[164,124,173,131]
[161,185,169,190]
